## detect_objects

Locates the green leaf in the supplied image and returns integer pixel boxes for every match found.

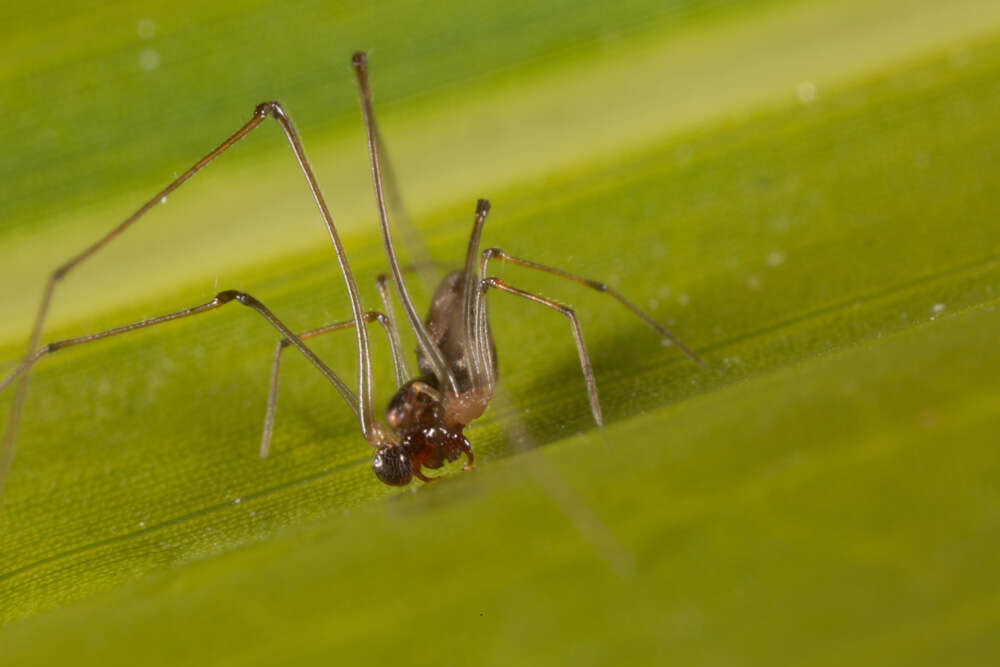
[2,0,1000,663]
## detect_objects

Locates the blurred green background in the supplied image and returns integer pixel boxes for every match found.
[1,0,1000,664]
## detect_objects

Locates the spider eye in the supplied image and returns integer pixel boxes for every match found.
[372,447,412,486]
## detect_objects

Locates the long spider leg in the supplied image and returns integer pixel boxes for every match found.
[480,277,603,427]
[475,272,497,395]
[260,309,406,459]
[372,126,441,295]
[351,52,459,396]
[0,290,355,497]
[263,102,375,441]
[1,99,386,500]
[1,113,269,503]
[481,248,704,366]
[461,200,492,392]
[374,274,411,388]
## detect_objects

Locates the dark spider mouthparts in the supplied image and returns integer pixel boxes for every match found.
[0,52,703,496]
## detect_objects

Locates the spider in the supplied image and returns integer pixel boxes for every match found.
[0,52,702,492]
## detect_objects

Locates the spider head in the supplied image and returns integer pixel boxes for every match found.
[372,445,412,486]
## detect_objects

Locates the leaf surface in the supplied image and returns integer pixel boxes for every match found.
[1,1,999,663]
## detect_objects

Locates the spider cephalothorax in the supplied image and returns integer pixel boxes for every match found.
[372,378,474,486]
